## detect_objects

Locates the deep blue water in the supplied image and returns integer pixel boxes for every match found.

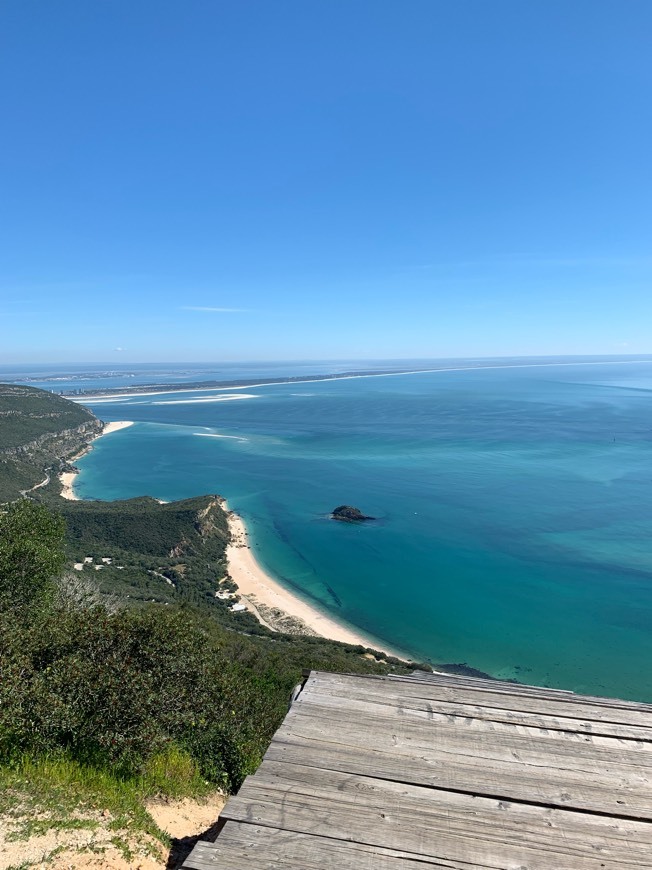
[31,359,652,701]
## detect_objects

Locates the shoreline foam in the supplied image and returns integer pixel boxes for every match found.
[59,420,134,500]
[224,501,406,658]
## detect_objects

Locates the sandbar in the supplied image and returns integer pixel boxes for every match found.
[224,501,405,658]
[70,359,652,403]
[59,420,134,500]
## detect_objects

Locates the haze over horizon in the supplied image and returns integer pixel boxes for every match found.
[2,1,651,364]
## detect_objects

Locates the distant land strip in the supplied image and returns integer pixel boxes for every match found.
[62,367,430,398]
[59,356,652,400]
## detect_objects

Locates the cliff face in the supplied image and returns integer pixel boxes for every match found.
[0,419,103,460]
[0,383,102,501]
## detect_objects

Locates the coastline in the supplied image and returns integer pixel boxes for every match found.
[54,419,405,657]
[59,420,134,500]
[224,501,406,658]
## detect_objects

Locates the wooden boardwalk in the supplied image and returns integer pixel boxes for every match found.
[183,670,652,869]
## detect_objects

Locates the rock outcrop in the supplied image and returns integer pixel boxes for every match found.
[331,505,375,522]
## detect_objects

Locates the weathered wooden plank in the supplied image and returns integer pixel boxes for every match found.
[183,852,227,870]
[308,671,652,714]
[371,672,652,712]
[286,695,652,773]
[389,673,652,713]
[390,671,596,697]
[216,820,473,867]
[311,670,650,710]
[186,671,652,868]
[293,691,652,767]
[224,761,652,868]
[183,820,470,869]
[251,759,652,851]
[296,684,652,746]
[250,760,652,847]
[390,672,577,697]
[182,858,218,870]
[266,731,652,820]
[297,677,652,741]
[304,672,652,727]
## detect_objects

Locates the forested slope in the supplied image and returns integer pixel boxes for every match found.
[0,383,101,501]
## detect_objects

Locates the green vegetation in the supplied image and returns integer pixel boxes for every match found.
[0,384,430,865]
[1,605,268,790]
[0,384,94,450]
[0,382,100,502]
[0,500,65,614]
[0,754,170,861]
[48,493,283,633]
[57,495,234,611]
[0,499,418,798]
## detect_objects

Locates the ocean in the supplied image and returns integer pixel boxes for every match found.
[17,358,652,701]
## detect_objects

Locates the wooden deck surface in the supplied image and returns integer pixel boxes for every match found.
[182,670,652,869]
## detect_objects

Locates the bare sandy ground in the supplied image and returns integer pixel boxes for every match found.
[145,792,226,842]
[59,421,134,500]
[0,792,225,870]
[225,503,402,656]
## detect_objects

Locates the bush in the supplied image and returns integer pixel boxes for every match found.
[0,605,272,790]
[0,500,419,799]
[0,499,65,614]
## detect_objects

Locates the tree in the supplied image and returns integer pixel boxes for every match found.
[0,499,65,614]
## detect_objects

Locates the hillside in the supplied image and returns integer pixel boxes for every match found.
[56,494,268,631]
[0,383,432,867]
[0,383,102,502]
[0,386,245,624]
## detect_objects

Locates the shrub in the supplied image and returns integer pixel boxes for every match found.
[0,604,276,790]
[0,499,419,798]
[0,499,65,615]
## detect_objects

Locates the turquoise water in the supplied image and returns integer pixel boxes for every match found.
[72,361,652,701]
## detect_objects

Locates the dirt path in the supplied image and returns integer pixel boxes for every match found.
[20,472,51,497]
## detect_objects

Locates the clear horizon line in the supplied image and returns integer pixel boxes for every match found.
[4,351,652,369]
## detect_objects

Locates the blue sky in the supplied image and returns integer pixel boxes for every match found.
[1,0,651,363]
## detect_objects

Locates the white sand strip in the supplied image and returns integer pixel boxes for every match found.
[71,359,652,403]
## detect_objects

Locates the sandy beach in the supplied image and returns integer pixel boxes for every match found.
[224,502,404,657]
[59,420,134,500]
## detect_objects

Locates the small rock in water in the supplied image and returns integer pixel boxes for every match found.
[331,505,375,522]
